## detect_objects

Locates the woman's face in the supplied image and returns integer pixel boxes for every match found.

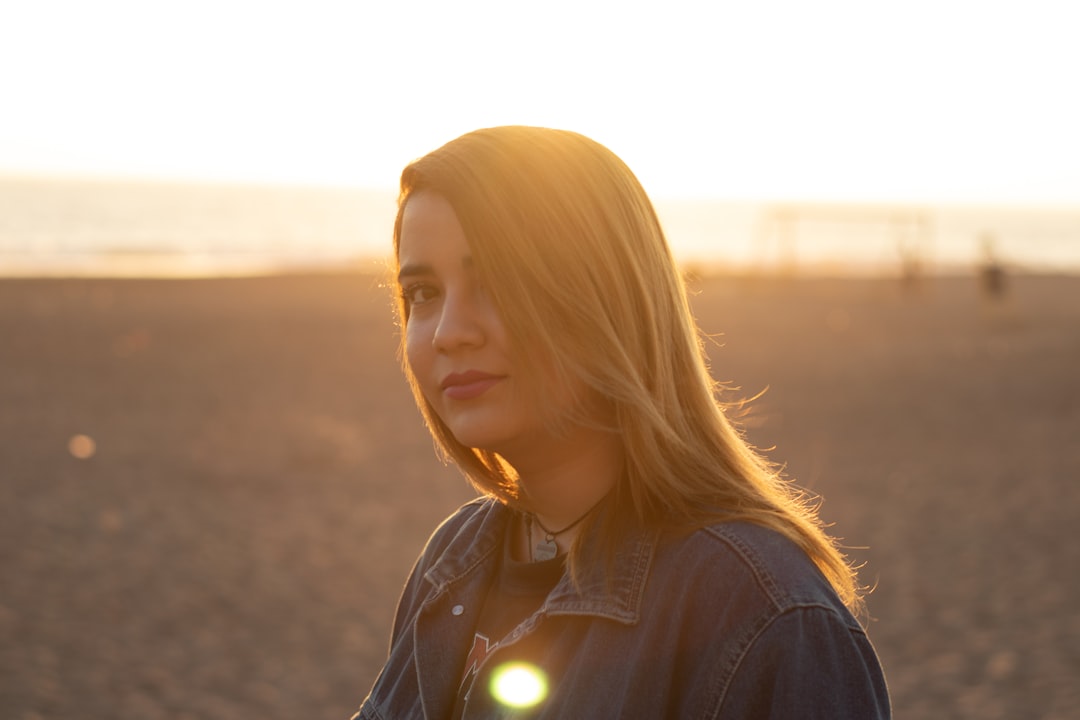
[397,192,558,462]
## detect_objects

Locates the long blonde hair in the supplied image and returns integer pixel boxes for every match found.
[392,126,861,610]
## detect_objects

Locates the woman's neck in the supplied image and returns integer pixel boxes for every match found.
[509,424,623,550]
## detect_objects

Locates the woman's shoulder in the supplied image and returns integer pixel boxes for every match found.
[428,495,498,538]
[653,520,854,623]
[413,496,506,570]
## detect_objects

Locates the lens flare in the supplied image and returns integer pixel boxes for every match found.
[68,434,97,459]
[489,662,548,709]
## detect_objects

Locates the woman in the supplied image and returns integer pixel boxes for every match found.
[355,126,890,719]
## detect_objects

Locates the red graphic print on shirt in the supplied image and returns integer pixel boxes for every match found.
[461,632,497,694]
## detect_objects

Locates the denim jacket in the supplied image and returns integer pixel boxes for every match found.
[355,498,890,719]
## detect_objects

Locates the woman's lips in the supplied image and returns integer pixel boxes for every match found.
[440,371,504,400]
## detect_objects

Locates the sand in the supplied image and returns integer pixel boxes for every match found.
[1,271,1078,719]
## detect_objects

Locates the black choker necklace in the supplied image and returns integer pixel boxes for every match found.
[528,501,602,562]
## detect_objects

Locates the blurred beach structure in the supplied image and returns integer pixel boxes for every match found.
[2,179,1080,719]
[2,176,1079,277]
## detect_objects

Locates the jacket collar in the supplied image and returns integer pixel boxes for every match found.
[423,498,658,625]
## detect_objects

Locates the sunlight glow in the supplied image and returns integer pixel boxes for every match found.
[1,1,1077,204]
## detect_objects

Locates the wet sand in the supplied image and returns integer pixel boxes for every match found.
[1,272,1078,719]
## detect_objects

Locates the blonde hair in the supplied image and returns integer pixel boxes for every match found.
[392,126,861,610]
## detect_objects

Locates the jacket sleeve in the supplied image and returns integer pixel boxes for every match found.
[385,498,490,651]
[716,605,891,719]
[386,550,429,650]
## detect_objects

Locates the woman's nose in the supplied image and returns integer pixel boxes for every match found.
[432,289,485,351]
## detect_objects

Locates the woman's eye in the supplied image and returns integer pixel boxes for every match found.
[401,283,438,307]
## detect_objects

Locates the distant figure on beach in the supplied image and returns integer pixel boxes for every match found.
[979,232,1007,299]
[354,126,890,719]
[898,235,924,289]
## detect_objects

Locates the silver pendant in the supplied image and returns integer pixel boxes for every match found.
[533,538,558,561]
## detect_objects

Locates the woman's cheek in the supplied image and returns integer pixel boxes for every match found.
[404,321,435,388]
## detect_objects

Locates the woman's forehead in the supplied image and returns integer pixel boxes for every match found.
[396,192,473,273]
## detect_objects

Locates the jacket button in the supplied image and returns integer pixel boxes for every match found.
[452,604,464,616]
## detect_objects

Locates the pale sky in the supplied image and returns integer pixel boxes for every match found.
[1,0,1077,204]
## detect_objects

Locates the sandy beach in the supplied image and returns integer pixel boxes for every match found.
[1,271,1078,719]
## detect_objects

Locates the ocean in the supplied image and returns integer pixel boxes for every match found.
[2,177,1078,276]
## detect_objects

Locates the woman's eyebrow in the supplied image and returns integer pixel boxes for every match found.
[397,256,474,284]
[396,263,431,283]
